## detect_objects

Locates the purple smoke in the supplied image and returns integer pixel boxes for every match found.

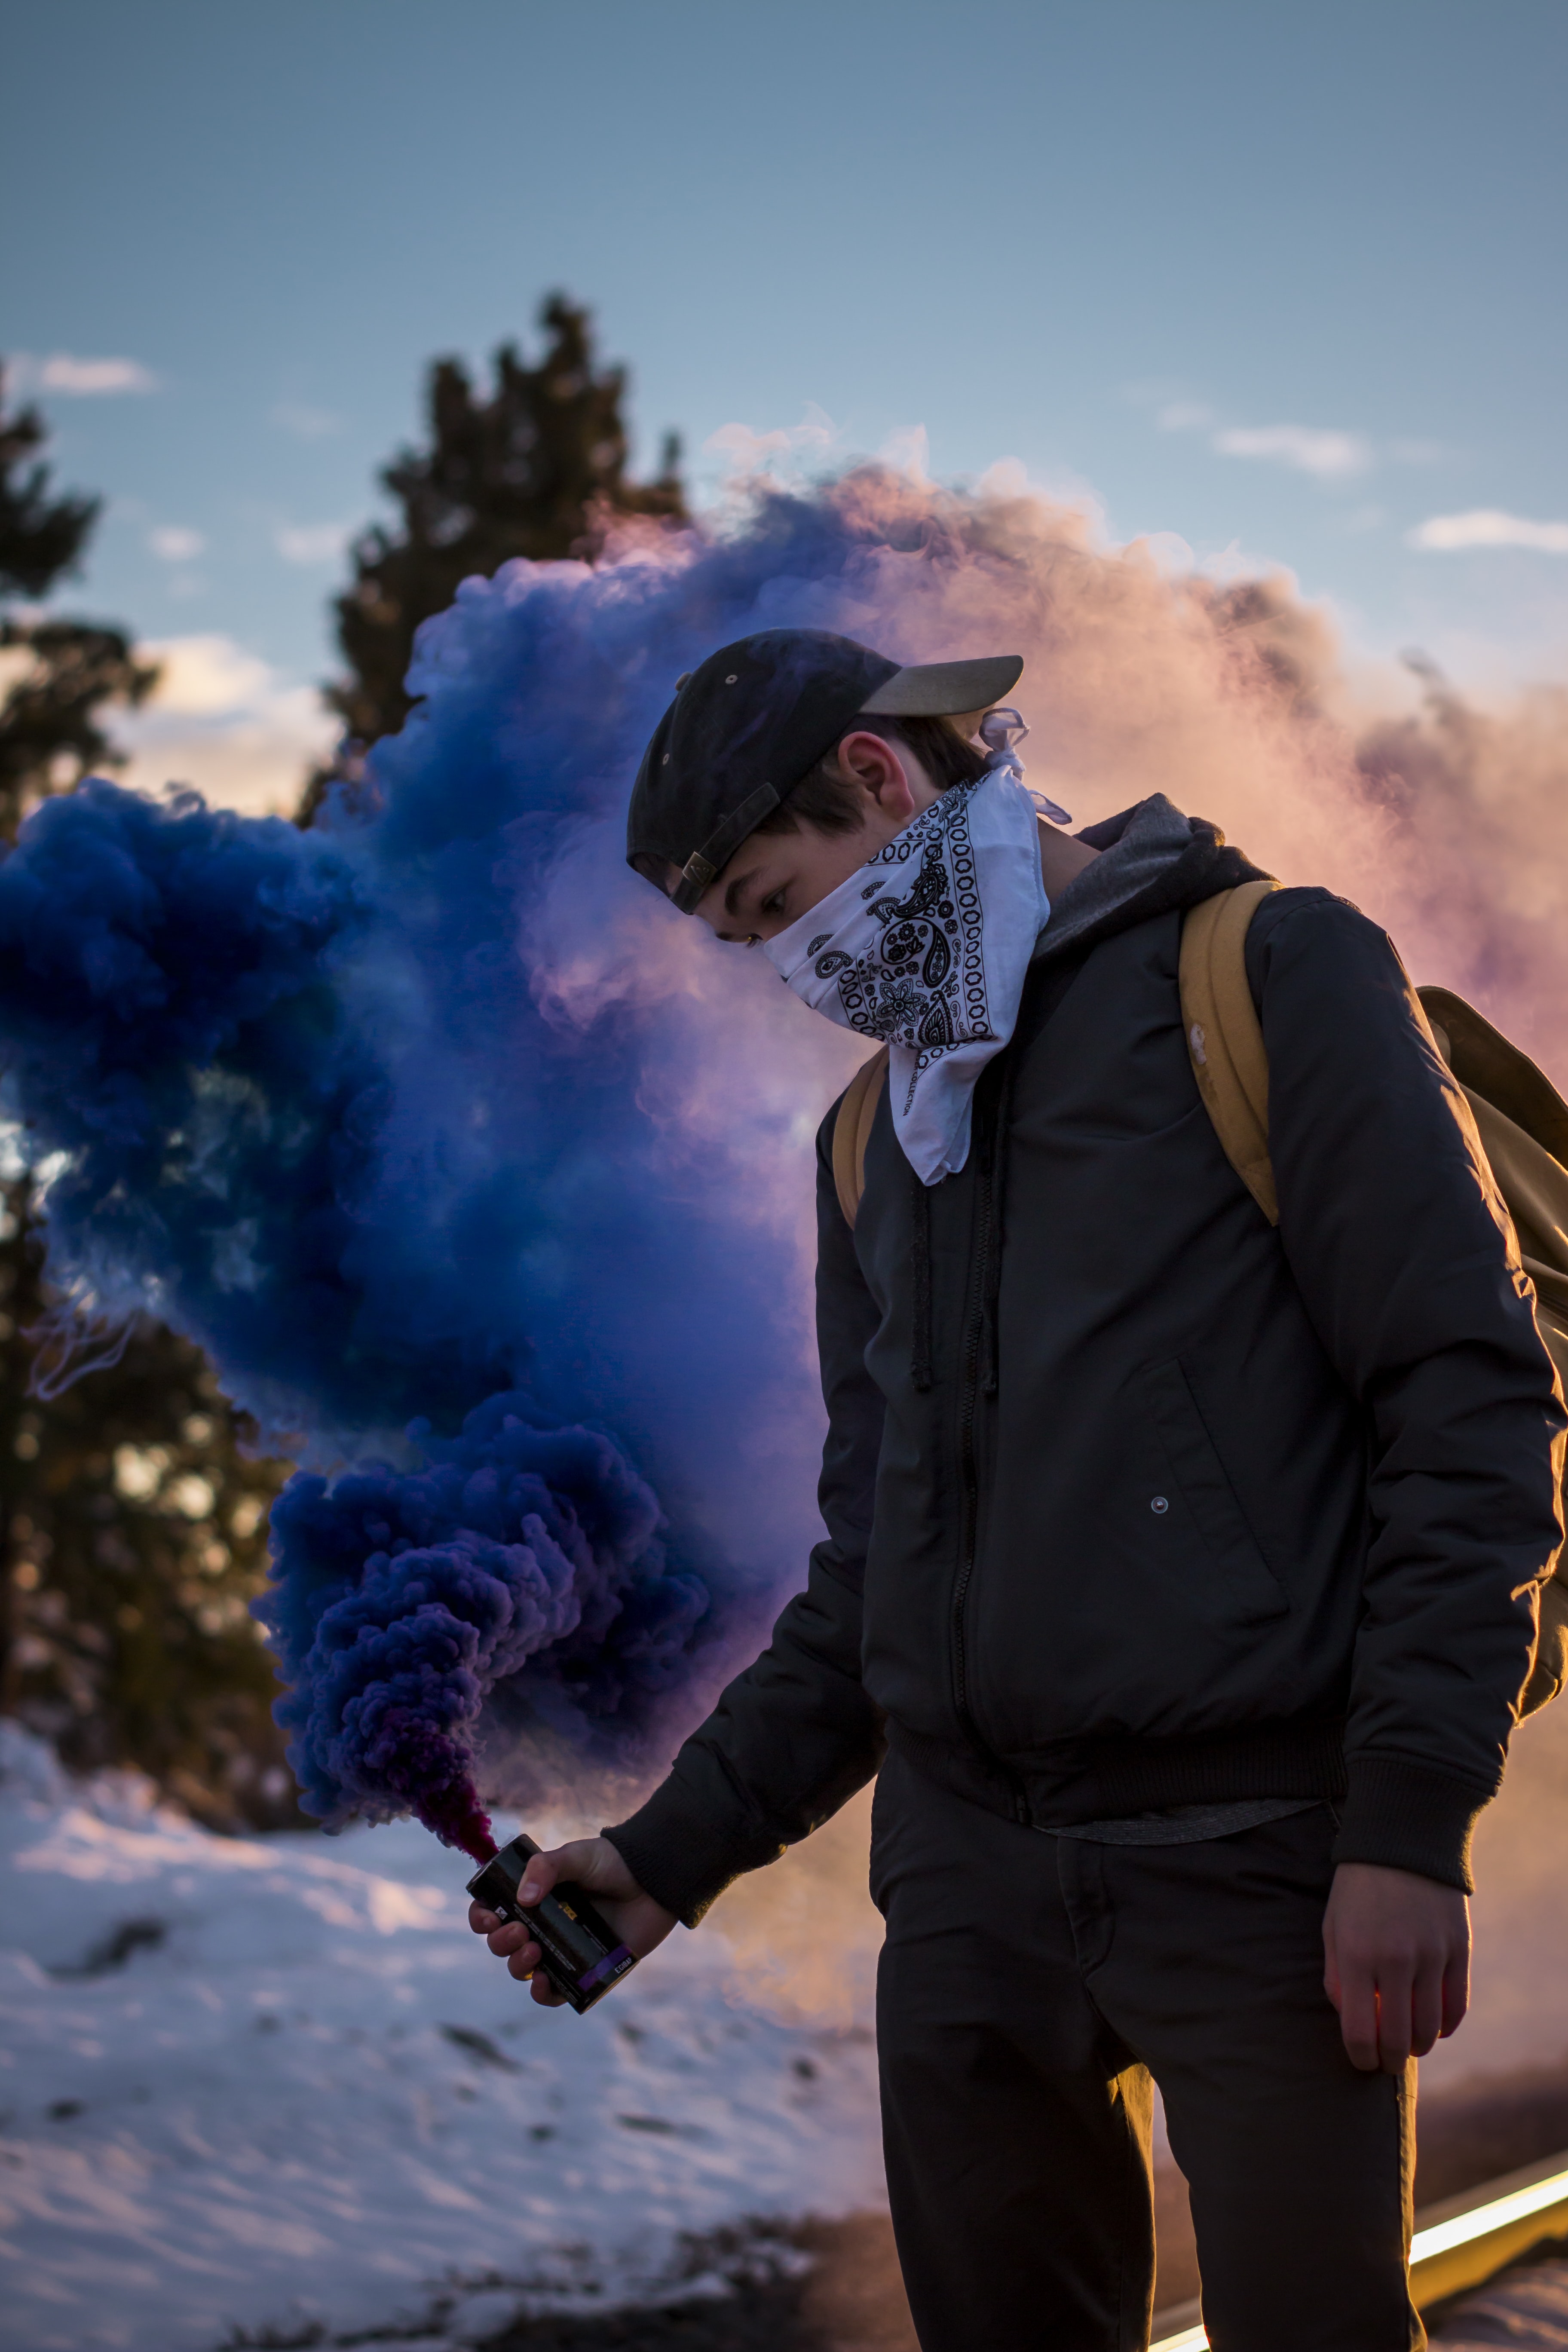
[260,1395,707,1859]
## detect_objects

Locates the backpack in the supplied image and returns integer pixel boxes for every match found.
[830,879,1568,1716]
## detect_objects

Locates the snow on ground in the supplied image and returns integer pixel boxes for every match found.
[7,1695,1568,2352]
[0,1727,885,2352]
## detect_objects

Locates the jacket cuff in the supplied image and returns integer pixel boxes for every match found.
[1331,1754,1494,1894]
[603,1775,784,1929]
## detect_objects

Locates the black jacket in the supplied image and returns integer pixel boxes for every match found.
[608,819,1565,1914]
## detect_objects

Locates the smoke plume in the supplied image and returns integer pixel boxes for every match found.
[261,1398,708,1857]
[3,465,1565,1851]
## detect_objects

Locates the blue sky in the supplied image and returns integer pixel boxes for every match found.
[4,0,1566,802]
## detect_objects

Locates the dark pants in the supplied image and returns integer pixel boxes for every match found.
[870,1750,1420,2352]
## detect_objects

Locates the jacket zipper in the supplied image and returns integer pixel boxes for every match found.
[944,947,1089,1829]
[951,1165,990,1738]
[949,1118,1031,1825]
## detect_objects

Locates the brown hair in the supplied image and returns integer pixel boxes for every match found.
[750,712,988,840]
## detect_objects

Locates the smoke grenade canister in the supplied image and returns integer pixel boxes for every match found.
[466,1833,638,2013]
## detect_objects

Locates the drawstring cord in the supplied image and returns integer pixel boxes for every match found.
[979,1048,1020,1398]
[910,1025,1021,1399]
[973,1035,1025,1392]
[910,1166,934,1394]
[911,948,1085,1398]
[977,953,1054,1396]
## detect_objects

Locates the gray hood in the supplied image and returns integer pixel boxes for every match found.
[1037,794,1271,966]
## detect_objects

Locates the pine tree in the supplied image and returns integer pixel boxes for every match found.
[0,376,159,838]
[302,293,684,816]
[0,368,296,1826]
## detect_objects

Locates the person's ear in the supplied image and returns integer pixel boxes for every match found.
[835,731,916,824]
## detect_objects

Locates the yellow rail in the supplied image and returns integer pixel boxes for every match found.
[1150,2147,1568,2351]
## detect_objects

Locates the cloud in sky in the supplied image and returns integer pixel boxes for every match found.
[1328,504,1389,537]
[9,352,157,396]
[271,401,342,439]
[108,634,337,818]
[1210,423,1373,481]
[1408,509,1568,555]
[1156,401,1216,433]
[1154,400,1447,485]
[148,526,205,563]
[274,522,351,565]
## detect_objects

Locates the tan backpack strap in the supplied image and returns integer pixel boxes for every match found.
[831,1047,890,1229]
[1179,880,1283,1226]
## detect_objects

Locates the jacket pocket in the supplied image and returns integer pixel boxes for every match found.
[1145,1357,1289,1625]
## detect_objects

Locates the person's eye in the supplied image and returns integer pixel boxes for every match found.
[761,888,787,919]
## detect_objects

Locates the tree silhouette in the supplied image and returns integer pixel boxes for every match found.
[0,373,158,840]
[302,293,684,817]
[0,368,295,1825]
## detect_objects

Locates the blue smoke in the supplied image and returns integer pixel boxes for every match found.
[259,1395,706,1855]
[0,474,963,1841]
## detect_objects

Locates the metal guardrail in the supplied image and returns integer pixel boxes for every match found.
[1149,2147,1568,2351]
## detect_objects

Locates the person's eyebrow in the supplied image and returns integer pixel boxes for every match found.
[724,863,765,920]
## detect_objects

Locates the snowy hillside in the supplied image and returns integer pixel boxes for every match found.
[0,1727,884,2352]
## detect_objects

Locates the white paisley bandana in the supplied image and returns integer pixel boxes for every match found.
[763,756,1051,1184]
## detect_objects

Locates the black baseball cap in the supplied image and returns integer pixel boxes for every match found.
[626,628,1024,913]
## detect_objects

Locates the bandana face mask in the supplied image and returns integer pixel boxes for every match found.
[763,716,1057,1184]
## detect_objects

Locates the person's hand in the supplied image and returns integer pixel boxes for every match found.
[1323,1861,1470,2073]
[468,1837,679,2007]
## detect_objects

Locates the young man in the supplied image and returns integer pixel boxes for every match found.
[472,629,1564,2349]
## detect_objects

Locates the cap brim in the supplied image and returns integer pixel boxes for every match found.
[860,654,1023,717]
